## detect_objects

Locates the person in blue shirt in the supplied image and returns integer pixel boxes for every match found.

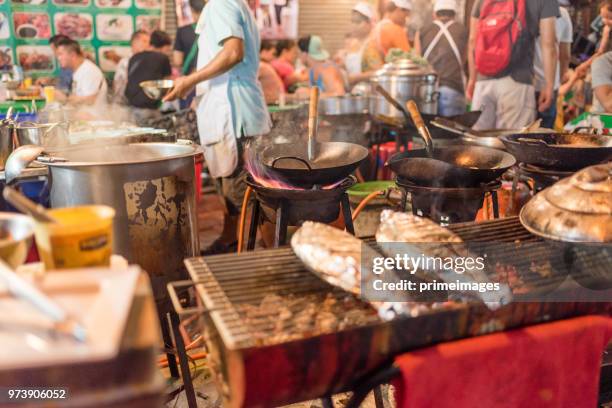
[164,0,271,254]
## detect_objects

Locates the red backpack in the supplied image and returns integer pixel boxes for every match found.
[475,0,527,76]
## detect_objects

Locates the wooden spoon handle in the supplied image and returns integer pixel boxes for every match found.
[406,100,425,129]
[307,87,320,160]
[308,86,320,122]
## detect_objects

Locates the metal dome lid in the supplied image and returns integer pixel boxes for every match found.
[520,162,612,243]
[375,58,435,77]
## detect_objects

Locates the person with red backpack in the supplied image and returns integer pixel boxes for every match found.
[466,0,560,130]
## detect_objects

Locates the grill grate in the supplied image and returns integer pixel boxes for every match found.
[186,217,610,350]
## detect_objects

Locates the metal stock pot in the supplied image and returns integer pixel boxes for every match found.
[370,59,439,118]
[7,142,202,301]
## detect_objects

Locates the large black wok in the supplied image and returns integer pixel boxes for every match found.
[262,141,369,187]
[500,133,612,170]
[261,87,370,187]
[387,145,517,188]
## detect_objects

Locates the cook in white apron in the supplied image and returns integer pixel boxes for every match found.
[195,45,237,179]
[193,0,271,179]
[165,0,270,253]
[344,41,367,76]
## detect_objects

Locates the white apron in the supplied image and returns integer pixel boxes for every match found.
[195,31,238,179]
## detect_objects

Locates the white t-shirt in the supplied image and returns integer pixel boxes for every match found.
[534,7,573,92]
[72,58,108,107]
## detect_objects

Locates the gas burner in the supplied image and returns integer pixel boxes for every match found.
[517,163,574,193]
[395,177,501,225]
[245,176,356,248]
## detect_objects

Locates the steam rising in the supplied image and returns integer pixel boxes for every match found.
[33,102,152,149]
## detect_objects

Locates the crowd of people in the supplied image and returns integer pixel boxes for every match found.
[34,0,612,127]
[255,0,611,127]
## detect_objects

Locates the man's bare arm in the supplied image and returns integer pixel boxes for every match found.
[173,50,185,68]
[538,17,558,111]
[466,16,479,99]
[164,37,244,101]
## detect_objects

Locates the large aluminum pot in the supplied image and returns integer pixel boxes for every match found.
[370,59,439,118]
[44,143,201,301]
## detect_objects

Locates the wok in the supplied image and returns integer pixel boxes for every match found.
[500,133,612,170]
[387,145,516,188]
[261,87,369,188]
[261,141,369,187]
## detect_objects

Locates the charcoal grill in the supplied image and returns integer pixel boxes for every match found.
[172,217,612,408]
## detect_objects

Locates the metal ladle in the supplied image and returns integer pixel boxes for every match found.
[4,144,66,185]
[4,144,45,185]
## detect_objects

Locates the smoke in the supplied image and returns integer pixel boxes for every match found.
[34,102,139,149]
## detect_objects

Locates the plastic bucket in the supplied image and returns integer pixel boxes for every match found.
[34,205,115,270]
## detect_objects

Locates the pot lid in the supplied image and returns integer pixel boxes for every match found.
[520,163,612,243]
[44,143,201,167]
[375,58,434,77]
[545,163,612,214]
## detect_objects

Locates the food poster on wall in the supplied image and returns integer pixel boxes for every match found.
[0,0,161,77]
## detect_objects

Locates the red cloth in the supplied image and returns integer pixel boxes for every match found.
[393,316,612,408]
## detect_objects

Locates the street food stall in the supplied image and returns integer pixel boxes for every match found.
[0,0,611,406]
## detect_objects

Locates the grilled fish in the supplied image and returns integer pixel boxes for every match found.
[291,221,434,320]
[291,221,371,296]
[375,210,513,308]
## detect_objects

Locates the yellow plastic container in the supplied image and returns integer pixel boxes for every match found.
[43,86,55,103]
[34,206,115,270]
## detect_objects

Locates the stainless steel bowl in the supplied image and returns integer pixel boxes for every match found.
[0,213,34,268]
[140,80,175,101]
